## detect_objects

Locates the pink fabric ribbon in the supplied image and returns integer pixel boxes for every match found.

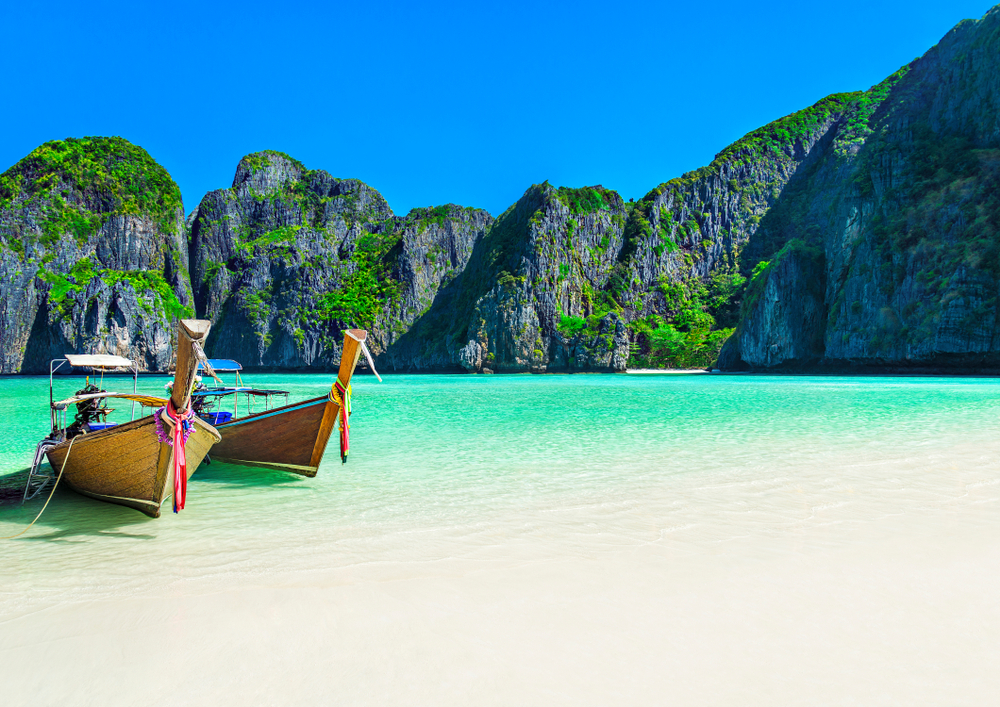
[163,400,195,513]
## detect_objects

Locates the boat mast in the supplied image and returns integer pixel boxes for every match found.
[338,329,367,385]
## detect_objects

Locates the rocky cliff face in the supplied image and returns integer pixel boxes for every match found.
[189,151,493,370]
[618,93,859,369]
[190,165,644,373]
[4,8,1000,376]
[185,95,870,374]
[721,6,1000,371]
[437,182,631,373]
[0,137,192,373]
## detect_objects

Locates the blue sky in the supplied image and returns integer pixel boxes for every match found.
[0,1,995,217]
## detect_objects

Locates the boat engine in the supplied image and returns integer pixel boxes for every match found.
[66,383,112,437]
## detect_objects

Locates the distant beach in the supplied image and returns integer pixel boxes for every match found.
[626,368,711,374]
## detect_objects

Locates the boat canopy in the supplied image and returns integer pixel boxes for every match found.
[51,392,167,411]
[193,387,288,397]
[193,387,253,397]
[199,359,242,372]
[64,354,134,369]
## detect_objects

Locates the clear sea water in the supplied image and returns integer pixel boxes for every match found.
[1,372,999,705]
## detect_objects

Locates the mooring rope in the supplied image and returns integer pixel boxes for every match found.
[1,436,77,540]
[191,341,223,385]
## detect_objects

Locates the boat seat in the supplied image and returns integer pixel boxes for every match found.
[87,423,118,431]
[202,411,233,425]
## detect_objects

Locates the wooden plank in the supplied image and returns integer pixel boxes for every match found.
[308,400,339,469]
[213,396,329,467]
[337,329,367,386]
[312,329,368,467]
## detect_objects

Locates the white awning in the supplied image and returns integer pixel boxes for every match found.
[51,392,166,410]
[64,354,134,368]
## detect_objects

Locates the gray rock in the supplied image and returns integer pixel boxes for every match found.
[0,137,191,373]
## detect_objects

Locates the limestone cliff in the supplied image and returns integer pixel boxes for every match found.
[189,151,492,369]
[721,6,1000,371]
[192,164,636,373]
[5,7,1000,376]
[438,182,631,373]
[0,137,191,373]
[620,93,857,369]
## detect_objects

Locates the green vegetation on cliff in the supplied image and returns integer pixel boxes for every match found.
[717,92,861,165]
[627,266,744,368]
[316,228,402,330]
[243,149,305,174]
[37,257,192,321]
[834,66,911,156]
[0,136,183,250]
[555,186,614,214]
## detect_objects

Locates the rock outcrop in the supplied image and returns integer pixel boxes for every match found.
[430,182,632,373]
[719,240,826,369]
[721,5,1000,371]
[4,7,1000,375]
[0,137,191,373]
[189,151,493,370]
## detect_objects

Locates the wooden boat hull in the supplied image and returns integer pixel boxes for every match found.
[201,328,370,476]
[46,415,220,518]
[208,395,337,477]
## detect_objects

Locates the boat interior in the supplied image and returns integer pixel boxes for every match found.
[191,359,289,425]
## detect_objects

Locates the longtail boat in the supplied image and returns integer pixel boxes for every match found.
[40,320,221,518]
[192,329,377,476]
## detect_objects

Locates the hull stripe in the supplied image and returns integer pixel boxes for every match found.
[212,458,318,472]
[215,398,326,428]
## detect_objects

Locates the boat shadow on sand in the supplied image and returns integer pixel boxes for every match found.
[192,459,311,488]
[0,470,157,540]
[0,461,311,541]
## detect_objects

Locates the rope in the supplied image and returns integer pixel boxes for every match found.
[359,340,383,382]
[192,341,224,385]
[1,436,76,540]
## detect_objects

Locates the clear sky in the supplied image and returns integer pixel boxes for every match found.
[0,1,995,217]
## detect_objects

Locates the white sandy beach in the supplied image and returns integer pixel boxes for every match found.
[2,511,998,706]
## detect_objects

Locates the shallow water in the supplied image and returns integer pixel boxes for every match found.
[1,373,999,705]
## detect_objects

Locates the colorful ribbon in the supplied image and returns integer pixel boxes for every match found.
[333,380,351,463]
[156,400,195,512]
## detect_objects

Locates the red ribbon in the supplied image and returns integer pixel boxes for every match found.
[165,400,194,512]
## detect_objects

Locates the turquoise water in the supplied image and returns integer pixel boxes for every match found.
[3,372,1000,705]
[2,372,1000,612]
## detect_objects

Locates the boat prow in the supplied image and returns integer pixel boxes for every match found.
[201,328,375,475]
[42,318,221,517]
[46,414,220,517]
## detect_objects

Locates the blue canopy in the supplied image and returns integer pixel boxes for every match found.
[192,387,250,397]
[199,359,242,372]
